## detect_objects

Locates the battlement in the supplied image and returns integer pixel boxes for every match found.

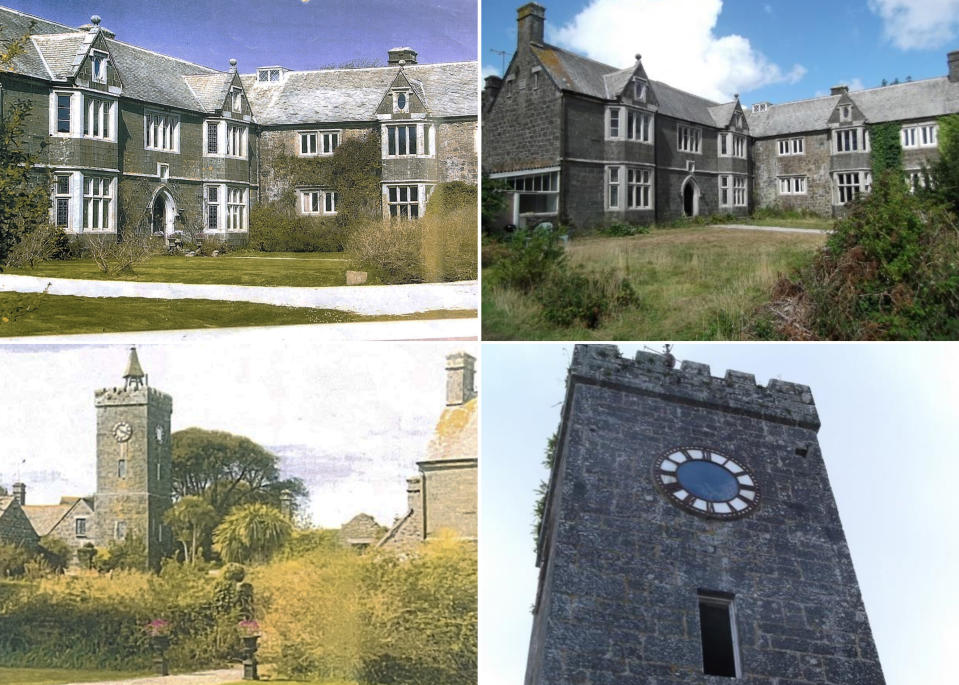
[94,386,173,411]
[570,345,819,430]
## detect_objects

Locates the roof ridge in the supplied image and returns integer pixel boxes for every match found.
[0,5,77,32]
[242,60,474,78]
[753,75,947,111]
[537,42,620,73]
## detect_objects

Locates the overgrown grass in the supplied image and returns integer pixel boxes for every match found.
[4,252,369,288]
[0,293,475,337]
[482,227,825,340]
[0,667,149,684]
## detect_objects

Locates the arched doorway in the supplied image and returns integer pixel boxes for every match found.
[682,177,700,217]
[151,188,177,236]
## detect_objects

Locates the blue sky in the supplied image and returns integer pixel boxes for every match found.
[483,0,959,103]
[481,343,959,685]
[6,0,477,70]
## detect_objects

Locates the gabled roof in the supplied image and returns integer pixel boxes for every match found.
[30,32,86,79]
[603,65,636,99]
[708,102,737,128]
[182,73,235,113]
[746,76,959,137]
[240,61,476,125]
[22,497,92,537]
[651,79,724,127]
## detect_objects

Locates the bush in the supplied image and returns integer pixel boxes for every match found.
[249,203,346,252]
[426,181,477,214]
[536,268,639,329]
[94,535,147,573]
[766,171,959,339]
[4,225,73,268]
[347,204,477,284]
[599,222,650,237]
[37,536,71,573]
[84,233,164,275]
[485,225,566,291]
[0,543,33,577]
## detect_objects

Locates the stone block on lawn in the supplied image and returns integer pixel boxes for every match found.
[346,270,368,285]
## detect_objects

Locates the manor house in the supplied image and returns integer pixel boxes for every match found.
[0,6,477,245]
[483,2,959,228]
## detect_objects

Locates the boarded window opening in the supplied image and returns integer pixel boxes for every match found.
[699,593,738,677]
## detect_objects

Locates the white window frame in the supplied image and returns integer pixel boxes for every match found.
[393,90,411,113]
[719,175,747,208]
[298,188,338,216]
[382,123,434,158]
[778,137,805,156]
[50,90,77,137]
[299,130,340,157]
[834,171,871,205]
[732,134,746,159]
[257,68,282,82]
[226,186,247,230]
[82,174,115,231]
[205,185,220,230]
[225,123,248,158]
[90,50,108,84]
[157,163,169,182]
[778,176,807,195]
[500,171,560,217]
[531,66,541,90]
[53,174,71,228]
[840,104,852,122]
[607,107,621,140]
[719,133,747,158]
[625,167,653,209]
[75,517,87,538]
[626,110,652,143]
[834,127,867,154]
[386,184,422,219]
[677,125,702,154]
[83,95,113,140]
[606,166,620,210]
[732,176,747,207]
[143,110,180,153]
[634,78,648,103]
[229,86,243,113]
[698,593,742,678]
[719,174,731,207]
[901,123,938,149]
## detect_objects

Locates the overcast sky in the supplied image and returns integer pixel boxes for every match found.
[0,342,476,529]
[483,0,959,103]
[6,0,477,70]
[480,342,958,685]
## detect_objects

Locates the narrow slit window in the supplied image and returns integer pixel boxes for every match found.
[698,593,739,678]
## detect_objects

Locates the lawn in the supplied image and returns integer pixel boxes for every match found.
[483,226,826,340]
[0,667,148,684]
[0,292,475,337]
[3,252,374,288]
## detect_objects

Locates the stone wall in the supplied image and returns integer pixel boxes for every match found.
[527,345,884,684]
[753,132,834,215]
[0,500,40,549]
[421,460,477,540]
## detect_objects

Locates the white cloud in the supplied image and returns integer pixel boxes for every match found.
[482,63,501,79]
[547,0,806,102]
[869,0,959,50]
[841,77,867,91]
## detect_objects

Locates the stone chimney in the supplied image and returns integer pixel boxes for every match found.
[483,75,503,112]
[279,489,294,518]
[830,85,849,96]
[12,482,25,506]
[446,352,476,406]
[388,47,418,65]
[517,2,546,47]
[949,50,959,83]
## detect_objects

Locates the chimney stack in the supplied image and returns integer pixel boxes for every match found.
[12,482,25,506]
[446,352,476,406]
[830,85,849,96]
[279,489,294,518]
[949,50,959,83]
[517,3,546,47]
[388,47,418,65]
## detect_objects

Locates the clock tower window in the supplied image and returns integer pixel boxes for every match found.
[117,459,126,478]
[699,593,740,677]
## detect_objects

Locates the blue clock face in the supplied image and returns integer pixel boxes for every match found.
[654,448,759,518]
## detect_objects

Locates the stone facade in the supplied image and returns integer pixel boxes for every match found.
[527,345,884,684]
[0,6,477,245]
[484,2,959,228]
[378,352,478,550]
[0,496,40,549]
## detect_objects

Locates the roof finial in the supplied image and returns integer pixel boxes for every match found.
[734,93,740,100]
[123,346,146,391]
[635,53,642,61]
[229,58,238,72]
[398,59,406,67]
[91,15,101,26]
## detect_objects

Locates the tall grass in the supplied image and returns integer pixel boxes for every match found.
[347,206,477,284]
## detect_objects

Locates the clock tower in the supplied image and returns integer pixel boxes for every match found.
[527,345,884,683]
[94,348,173,570]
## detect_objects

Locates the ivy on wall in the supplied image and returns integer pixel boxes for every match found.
[869,122,903,176]
[271,131,382,225]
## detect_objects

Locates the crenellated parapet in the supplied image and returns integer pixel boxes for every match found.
[94,386,173,412]
[569,344,820,430]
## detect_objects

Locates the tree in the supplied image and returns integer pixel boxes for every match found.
[164,495,218,564]
[925,114,959,215]
[212,502,293,563]
[172,428,307,517]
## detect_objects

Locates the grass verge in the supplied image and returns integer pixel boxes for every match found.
[482,227,825,340]
[0,667,148,684]
[3,252,374,288]
[0,293,475,337]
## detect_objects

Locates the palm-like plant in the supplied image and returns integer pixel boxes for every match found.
[164,495,218,564]
[213,502,293,564]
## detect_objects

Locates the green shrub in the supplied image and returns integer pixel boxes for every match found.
[37,536,71,573]
[767,170,959,339]
[0,543,33,577]
[599,222,650,237]
[94,535,147,573]
[536,268,639,329]
[485,225,566,291]
[426,181,477,214]
[249,203,347,252]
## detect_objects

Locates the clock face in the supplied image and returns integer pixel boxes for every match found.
[155,425,164,444]
[653,447,759,519]
[112,421,133,443]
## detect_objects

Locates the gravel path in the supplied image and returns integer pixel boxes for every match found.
[61,667,242,685]
[0,275,478,316]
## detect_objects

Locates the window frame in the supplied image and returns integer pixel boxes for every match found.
[54,174,71,228]
[90,49,108,84]
[393,90,411,113]
[225,122,248,159]
[606,166,620,210]
[206,185,220,230]
[383,123,433,158]
[386,184,422,219]
[298,188,338,216]
[299,129,340,157]
[82,95,113,140]
[677,125,702,154]
[626,167,652,209]
[500,171,560,217]
[698,592,741,678]
[778,176,808,195]
[900,122,939,149]
[82,174,114,231]
[778,137,805,156]
[226,186,247,231]
[75,517,87,538]
[143,110,180,153]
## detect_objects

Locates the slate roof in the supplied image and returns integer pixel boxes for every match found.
[240,61,476,125]
[746,77,959,137]
[181,73,234,113]
[21,497,91,536]
[0,496,14,516]
[528,42,735,127]
[708,102,737,129]
[103,38,219,111]
[30,32,86,79]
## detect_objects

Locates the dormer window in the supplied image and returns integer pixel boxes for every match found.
[230,87,242,113]
[393,91,410,113]
[751,103,768,113]
[257,67,282,82]
[634,78,647,102]
[91,51,107,83]
[733,112,743,128]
